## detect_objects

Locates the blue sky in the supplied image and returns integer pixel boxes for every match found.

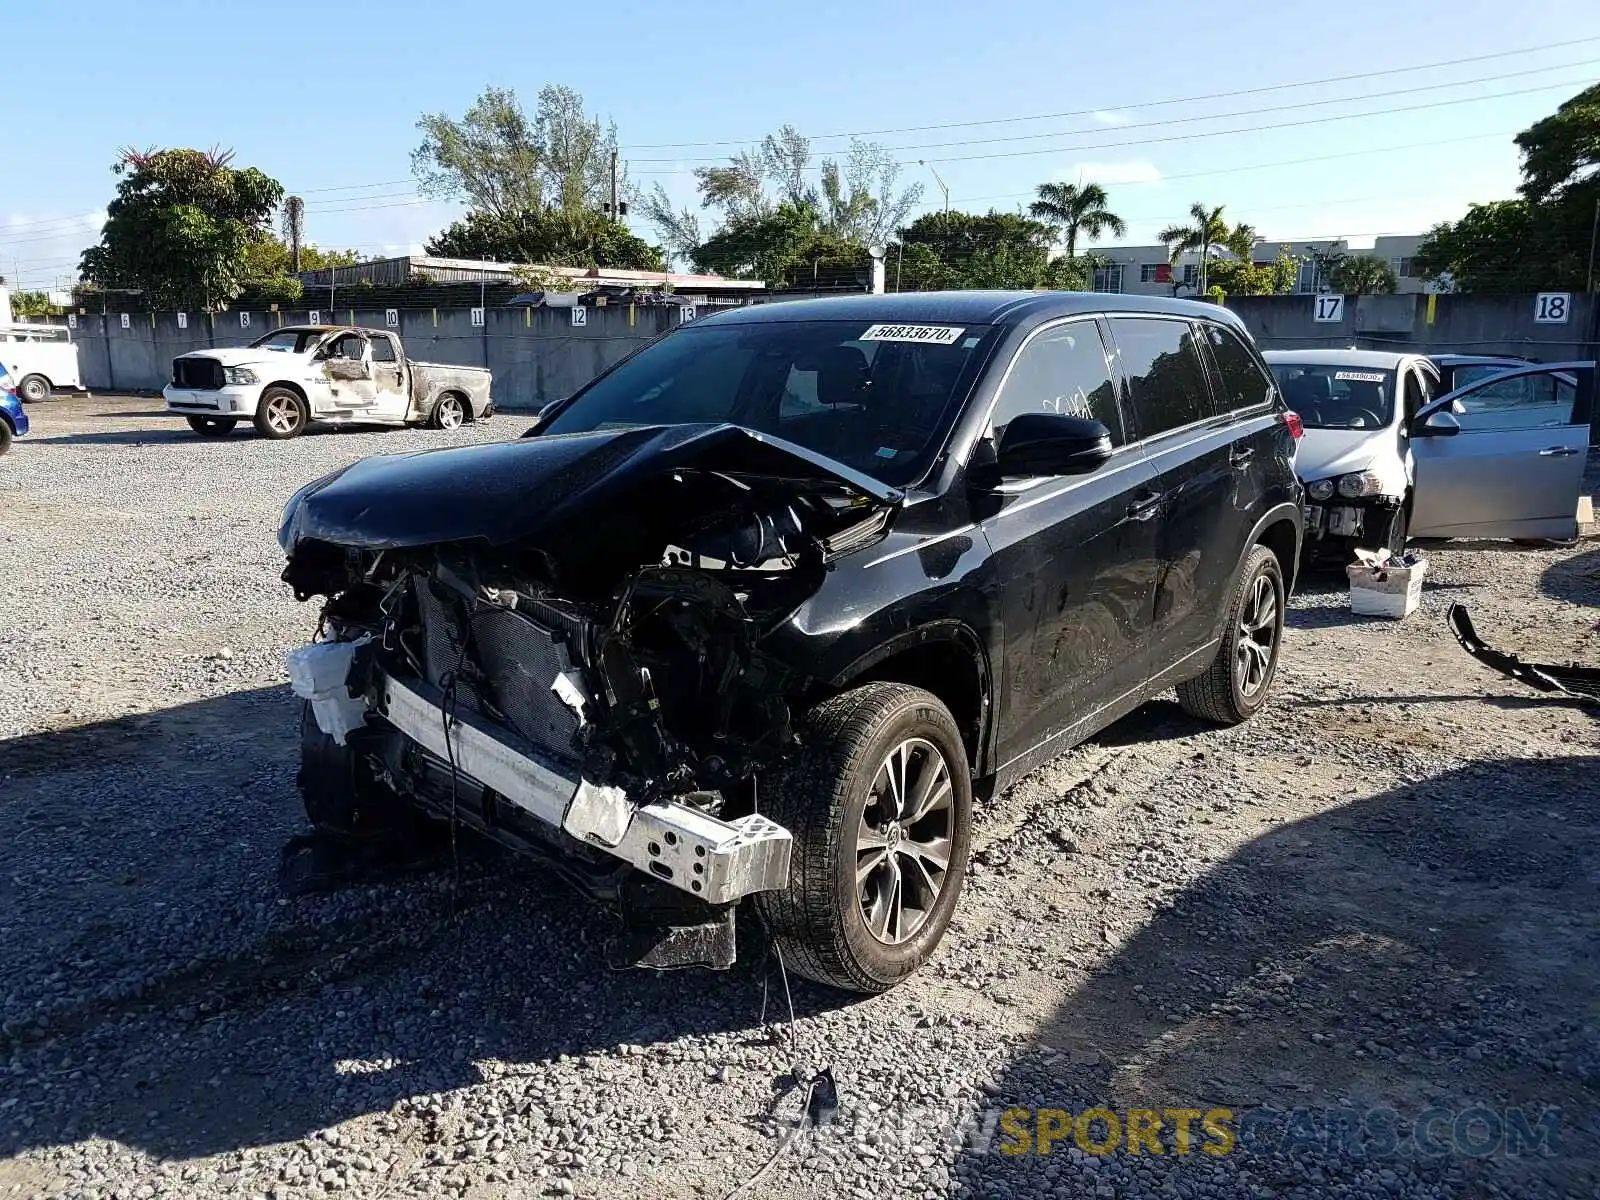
[5,0,1599,289]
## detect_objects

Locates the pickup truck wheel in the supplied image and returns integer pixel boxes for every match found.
[185,415,237,437]
[430,392,467,430]
[17,374,50,403]
[255,387,308,439]
[755,682,972,994]
[1176,543,1284,725]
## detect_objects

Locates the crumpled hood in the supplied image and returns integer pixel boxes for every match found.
[1295,428,1389,481]
[279,422,902,552]
[175,347,290,370]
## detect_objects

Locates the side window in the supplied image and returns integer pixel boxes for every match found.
[991,322,1123,446]
[1109,317,1214,437]
[1199,323,1273,413]
[1401,369,1425,423]
[369,335,397,363]
[1455,372,1576,430]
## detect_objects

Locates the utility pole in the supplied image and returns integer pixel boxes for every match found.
[1586,196,1600,294]
[284,196,305,275]
[609,148,620,224]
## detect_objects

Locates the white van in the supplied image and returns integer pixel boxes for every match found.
[0,322,83,402]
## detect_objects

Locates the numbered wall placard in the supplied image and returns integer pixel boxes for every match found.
[239,312,251,328]
[1534,293,1571,324]
[571,306,588,328]
[470,307,485,327]
[679,305,697,324]
[385,308,399,328]
[67,314,78,329]
[1312,294,1345,323]
[119,313,130,329]
[309,309,321,325]
[176,312,188,329]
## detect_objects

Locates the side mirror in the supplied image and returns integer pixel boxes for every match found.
[522,399,566,438]
[995,413,1114,477]
[1415,410,1462,437]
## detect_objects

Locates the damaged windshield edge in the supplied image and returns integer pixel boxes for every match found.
[1269,364,1397,430]
[249,329,324,353]
[540,320,1002,486]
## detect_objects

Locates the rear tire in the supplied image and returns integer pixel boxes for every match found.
[17,375,50,404]
[186,415,238,437]
[430,392,468,430]
[254,387,308,439]
[754,682,972,994]
[1176,544,1285,725]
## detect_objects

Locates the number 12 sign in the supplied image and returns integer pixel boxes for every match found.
[1312,294,1345,323]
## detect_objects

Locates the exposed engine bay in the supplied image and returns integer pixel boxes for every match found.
[278,429,900,965]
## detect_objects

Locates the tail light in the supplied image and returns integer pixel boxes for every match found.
[1282,410,1304,439]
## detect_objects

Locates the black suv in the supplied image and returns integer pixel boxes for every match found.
[278,292,1303,993]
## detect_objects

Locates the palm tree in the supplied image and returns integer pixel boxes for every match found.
[1158,203,1260,293]
[1029,182,1127,258]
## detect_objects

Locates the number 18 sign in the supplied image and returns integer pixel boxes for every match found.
[1534,293,1571,324]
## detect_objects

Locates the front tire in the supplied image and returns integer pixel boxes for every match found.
[186,415,238,437]
[254,387,309,439]
[297,703,402,834]
[755,682,972,994]
[1176,544,1285,725]
[18,375,51,404]
[0,421,12,456]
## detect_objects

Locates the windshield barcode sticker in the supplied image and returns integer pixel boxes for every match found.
[1333,371,1387,382]
[860,324,965,345]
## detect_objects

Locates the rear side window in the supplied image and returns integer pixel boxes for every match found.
[1200,323,1273,413]
[1110,317,1215,438]
[990,321,1124,446]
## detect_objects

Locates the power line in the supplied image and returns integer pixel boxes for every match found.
[619,35,1600,149]
[628,59,1598,164]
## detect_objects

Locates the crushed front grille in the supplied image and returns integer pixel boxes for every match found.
[413,579,583,761]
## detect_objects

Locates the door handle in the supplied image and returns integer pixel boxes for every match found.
[1539,446,1579,457]
[1126,491,1164,521]
[1229,446,1255,467]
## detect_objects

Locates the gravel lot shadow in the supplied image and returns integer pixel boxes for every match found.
[950,753,1600,1199]
[1,690,843,1164]
[1541,545,1600,608]
[21,424,417,447]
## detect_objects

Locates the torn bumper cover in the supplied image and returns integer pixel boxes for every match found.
[1448,604,1600,705]
[366,670,792,902]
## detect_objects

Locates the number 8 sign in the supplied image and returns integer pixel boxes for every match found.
[1534,293,1570,324]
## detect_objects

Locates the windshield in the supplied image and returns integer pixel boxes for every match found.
[541,319,1001,485]
[1270,364,1396,430]
[249,329,326,354]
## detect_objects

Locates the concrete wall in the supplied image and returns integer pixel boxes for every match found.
[55,303,692,409]
[1225,292,1600,361]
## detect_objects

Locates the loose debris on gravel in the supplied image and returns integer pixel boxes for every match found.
[2,396,1597,1199]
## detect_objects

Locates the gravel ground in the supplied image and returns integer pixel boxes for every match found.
[2,395,1597,1200]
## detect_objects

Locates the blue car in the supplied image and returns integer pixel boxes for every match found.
[0,360,30,455]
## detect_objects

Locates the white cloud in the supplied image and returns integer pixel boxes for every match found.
[1060,160,1163,187]
[1092,110,1131,126]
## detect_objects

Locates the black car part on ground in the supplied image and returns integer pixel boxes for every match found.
[1448,603,1600,704]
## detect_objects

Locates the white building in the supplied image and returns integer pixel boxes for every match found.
[1086,234,1432,296]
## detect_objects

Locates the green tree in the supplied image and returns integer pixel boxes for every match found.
[1204,250,1300,297]
[412,85,621,217]
[1027,181,1127,258]
[893,210,1090,291]
[78,147,284,310]
[1417,84,1600,292]
[691,203,862,289]
[1157,203,1258,292]
[1330,255,1399,295]
[8,290,57,317]
[425,207,663,270]
[240,240,362,279]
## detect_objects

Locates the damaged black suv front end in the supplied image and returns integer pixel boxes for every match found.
[278,421,903,966]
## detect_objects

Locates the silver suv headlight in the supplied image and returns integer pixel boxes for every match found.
[224,366,260,386]
[1336,470,1385,499]
[1306,478,1336,501]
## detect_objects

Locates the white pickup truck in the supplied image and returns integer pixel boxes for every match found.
[164,324,494,439]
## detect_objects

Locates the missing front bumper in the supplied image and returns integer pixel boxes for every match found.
[371,671,792,903]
